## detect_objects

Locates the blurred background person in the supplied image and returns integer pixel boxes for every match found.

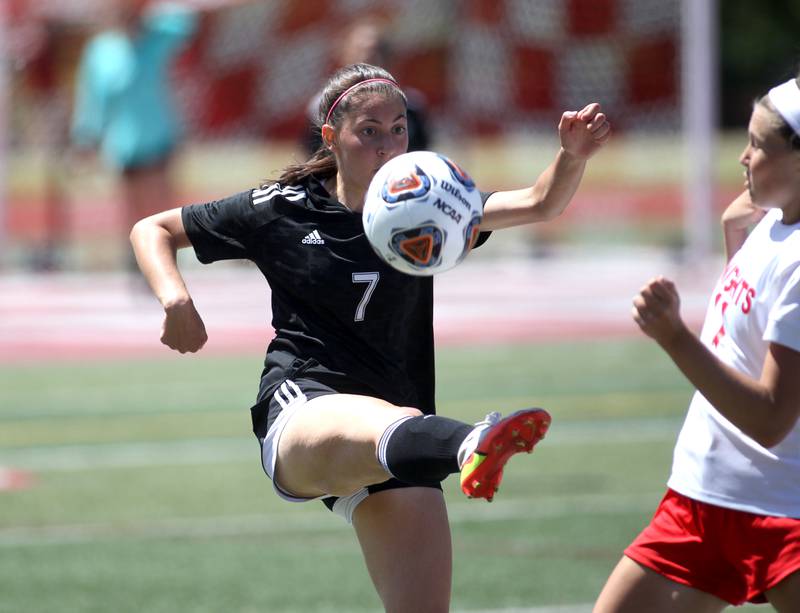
[69,0,198,272]
[6,2,79,271]
[301,15,431,158]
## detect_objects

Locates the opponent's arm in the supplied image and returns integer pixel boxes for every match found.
[130,209,208,353]
[481,102,611,230]
[632,276,800,447]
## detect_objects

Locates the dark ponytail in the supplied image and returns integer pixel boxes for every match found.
[267,63,406,187]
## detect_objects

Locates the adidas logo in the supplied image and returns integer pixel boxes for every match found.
[301,230,325,245]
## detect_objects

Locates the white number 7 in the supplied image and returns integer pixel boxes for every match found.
[352,272,380,322]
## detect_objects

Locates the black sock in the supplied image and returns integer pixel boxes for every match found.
[377,415,473,486]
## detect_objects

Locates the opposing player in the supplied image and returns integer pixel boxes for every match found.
[594,74,800,612]
[131,63,610,611]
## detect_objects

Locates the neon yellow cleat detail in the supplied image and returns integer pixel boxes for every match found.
[458,408,551,502]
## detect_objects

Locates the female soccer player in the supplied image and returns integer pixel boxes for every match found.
[594,75,800,613]
[131,63,610,612]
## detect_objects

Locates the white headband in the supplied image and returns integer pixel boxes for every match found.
[768,79,800,136]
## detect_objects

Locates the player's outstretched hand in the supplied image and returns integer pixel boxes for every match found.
[161,299,208,353]
[631,276,686,346]
[559,102,611,161]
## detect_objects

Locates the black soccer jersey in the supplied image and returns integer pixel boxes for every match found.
[182,175,490,425]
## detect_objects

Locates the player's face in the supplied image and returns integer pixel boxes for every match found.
[740,103,800,223]
[334,93,409,194]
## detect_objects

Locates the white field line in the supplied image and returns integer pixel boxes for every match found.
[0,417,682,472]
[457,606,592,613]
[0,491,660,547]
[466,608,753,613]
[1,437,256,471]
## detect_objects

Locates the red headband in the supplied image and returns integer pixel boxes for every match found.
[324,78,399,125]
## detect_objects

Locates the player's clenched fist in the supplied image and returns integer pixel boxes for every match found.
[558,102,611,161]
[161,299,207,353]
[631,276,686,346]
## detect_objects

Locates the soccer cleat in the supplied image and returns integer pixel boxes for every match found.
[458,408,551,502]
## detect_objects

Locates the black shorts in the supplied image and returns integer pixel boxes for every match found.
[251,356,377,439]
[251,363,440,522]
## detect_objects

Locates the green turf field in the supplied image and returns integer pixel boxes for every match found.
[0,340,770,612]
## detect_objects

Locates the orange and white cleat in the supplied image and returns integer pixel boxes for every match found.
[458,408,551,502]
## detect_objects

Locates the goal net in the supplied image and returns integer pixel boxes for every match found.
[3,0,715,268]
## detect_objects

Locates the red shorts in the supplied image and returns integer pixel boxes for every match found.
[625,489,800,605]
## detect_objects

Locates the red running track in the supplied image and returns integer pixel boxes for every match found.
[0,252,722,363]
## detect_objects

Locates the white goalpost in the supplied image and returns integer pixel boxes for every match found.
[0,4,8,266]
[681,0,718,260]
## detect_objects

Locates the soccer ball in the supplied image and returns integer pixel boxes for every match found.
[362,151,483,276]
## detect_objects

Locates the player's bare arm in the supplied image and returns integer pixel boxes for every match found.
[633,276,800,447]
[481,102,610,230]
[130,209,208,353]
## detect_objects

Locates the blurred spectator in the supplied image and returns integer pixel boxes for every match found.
[7,4,80,271]
[302,15,431,157]
[69,0,199,271]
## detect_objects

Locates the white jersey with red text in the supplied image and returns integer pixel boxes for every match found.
[668,208,800,517]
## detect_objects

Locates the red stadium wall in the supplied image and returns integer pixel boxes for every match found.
[167,0,681,141]
[7,0,681,143]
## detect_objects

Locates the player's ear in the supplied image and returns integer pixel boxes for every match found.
[321,124,336,151]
